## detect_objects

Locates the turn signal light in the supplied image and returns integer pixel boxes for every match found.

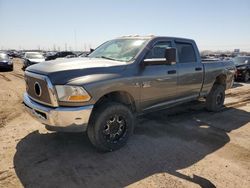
[68,95,90,101]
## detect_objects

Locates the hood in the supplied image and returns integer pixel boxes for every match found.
[28,58,45,63]
[26,57,128,84]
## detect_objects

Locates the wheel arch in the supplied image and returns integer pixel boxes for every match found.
[93,90,137,113]
[214,74,227,87]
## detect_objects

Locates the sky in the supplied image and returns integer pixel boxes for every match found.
[0,0,250,51]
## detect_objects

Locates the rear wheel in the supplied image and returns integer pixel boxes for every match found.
[206,84,225,112]
[87,102,134,152]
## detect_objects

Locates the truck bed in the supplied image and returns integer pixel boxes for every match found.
[201,60,235,96]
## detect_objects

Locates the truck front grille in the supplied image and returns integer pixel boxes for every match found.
[25,72,58,107]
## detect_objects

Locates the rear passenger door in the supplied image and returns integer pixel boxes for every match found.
[175,41,203,99]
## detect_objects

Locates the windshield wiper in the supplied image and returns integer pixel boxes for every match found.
[100,56,117,61]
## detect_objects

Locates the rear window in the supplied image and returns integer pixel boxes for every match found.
[176,42,196,63]
[0,53,9,60]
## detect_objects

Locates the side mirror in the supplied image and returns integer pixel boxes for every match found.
[165,48,176,65]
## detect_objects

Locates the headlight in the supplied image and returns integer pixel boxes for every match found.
[55,85,91,102]
[8,61,13,65]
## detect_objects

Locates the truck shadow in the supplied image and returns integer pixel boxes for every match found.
[14,103,250,188]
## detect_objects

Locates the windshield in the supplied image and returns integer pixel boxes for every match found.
[88,39,148,62]
[26,53,44,59]
[0,53,9,61]
[233,56,250,65]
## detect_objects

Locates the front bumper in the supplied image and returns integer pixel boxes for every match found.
[23,92,93,132]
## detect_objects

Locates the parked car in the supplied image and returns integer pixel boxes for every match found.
[233,56,250,82]
[45,51,57,58]
[6,50,22,58]
[23,36,235,151]
[77,51,89,57]
[0,53,13,71]
[45,51,76,60]
[22,52,45,70]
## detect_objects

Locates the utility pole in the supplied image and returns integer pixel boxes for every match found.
[84,43,87,52]
[74,29,77,51]
[65,43,67,51]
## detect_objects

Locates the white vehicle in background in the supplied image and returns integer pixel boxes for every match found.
[22,52,45,70]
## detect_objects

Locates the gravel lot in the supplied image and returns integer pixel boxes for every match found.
[0,59,250,188]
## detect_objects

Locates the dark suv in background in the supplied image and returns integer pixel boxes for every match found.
[45,51,76,60]
[233,56,250,82]
[0,52,13,71]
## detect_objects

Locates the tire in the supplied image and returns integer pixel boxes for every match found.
[87,102,134,152]
[206,84,225,112]
[243,72,250,82]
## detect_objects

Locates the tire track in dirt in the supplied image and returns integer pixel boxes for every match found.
[0,74,11,81]
[226,98,250,108]
[0,60,25,127]
[226,90,250,98]
[9,72,24,79]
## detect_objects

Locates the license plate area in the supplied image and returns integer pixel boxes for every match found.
[24,102,48,120]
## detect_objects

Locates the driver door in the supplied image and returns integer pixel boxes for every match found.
[139,41,178,111]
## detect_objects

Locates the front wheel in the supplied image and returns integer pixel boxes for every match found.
[206,84,225,112]
[87,102,134,152]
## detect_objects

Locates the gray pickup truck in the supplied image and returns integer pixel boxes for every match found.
[23,36,235,151]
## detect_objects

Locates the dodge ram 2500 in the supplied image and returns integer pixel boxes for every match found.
[23,36,235,151]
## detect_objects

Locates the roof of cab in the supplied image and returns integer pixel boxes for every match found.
[117,35,194,42]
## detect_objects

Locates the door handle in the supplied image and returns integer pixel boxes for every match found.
[195,67,202,71]
[167,70,176,74]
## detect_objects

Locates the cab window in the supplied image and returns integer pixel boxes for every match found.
[175,42,196,63]
[145,41,171,59]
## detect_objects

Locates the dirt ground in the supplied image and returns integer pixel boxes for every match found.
[0,59,249,188]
